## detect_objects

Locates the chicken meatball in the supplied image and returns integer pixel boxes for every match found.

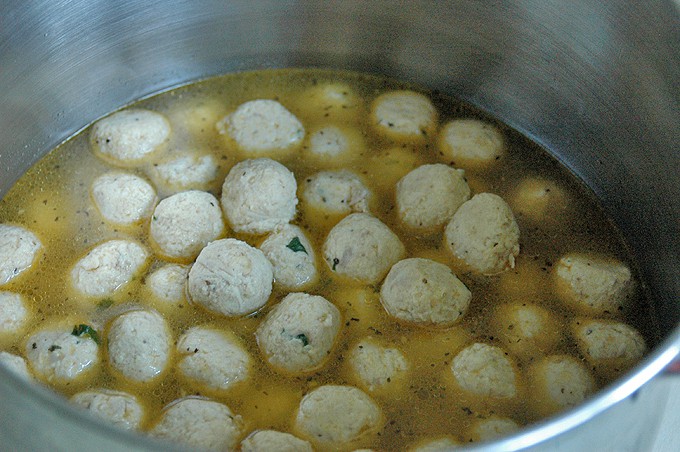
[107,310,171,383]
[241,430,313,452]
[220,158,298,234]
[256,292,341,374]
[145,264,189,305]
[148,154,218,194]
[409,436,461,452]
[91,172,157,226]
[71,389,144,430]
[177,326,250,392]
[150,190,225,262]
[323,213,405,283]
[217,99,304,154]
[349,338,409,391]
[302,170,371,215]
[371,91,437,142]
[511,177,568,221]
[554,254,632,314]
[259,224,318,290]
[468,416,519,442]
[572,319,646,377]
[71,239,149,298]
[90,109,170,166]
[304,125,363,166]
[0,351,31,379]
[438,119,503,166]
[0,291,28,335]
[491,303,561,360]
[380,258,471,325]
[151,397,242,451]
[528,355,595,416]
[0,224,42,286]
[188,238,273,317]
[295,385,382,444]
[25,328,99,384]
[396,164,471,230]
[297,83,362,122]
[450,343,517,398]
[444,193,520,274]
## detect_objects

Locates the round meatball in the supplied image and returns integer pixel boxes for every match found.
[304,125,364,165]
[297,83,362,122]
[188,239,273,317]
[259,224,318,290]
[380,258,471,325]
[0,291,28,335]
[90,109,170,166]
[217,99,304,154]
[396,164,471,230]
[220,158,298,234]
[511,177,568,221]
[323,213,405,283]
[0,224,42,286]
[468,416,519,442]
[148,154,218,194]
[349,338,409,391]
[409,436,461,452]
[241,430,313,452]
[371,90,437,142]
[491,303,561,360]
[295,385,382,444]
[572,319,646,376]
[0,351,31,379]
[71,239,149,298]
[528,355,595,416]
[151,397,242,451]
[302,170,371,215]
[25,328,99,384]
[71,389,144,430]
[450,343,517,398]
[145,264,189,305]
[177,326,250,392]
[444,193,520,274]
[554,254,632,314]
[256,293,341,374]
[150,190,225,262]
[91,171,157,226]
[107,310,171,383]
[438,119,503,166]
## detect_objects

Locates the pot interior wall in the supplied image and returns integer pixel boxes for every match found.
[0,1,678,450]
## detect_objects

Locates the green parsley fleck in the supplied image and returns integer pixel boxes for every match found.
[286,236,308,254]
[72,324,101,345]
[48,345,62,352]
[295,333,309,346]
[97,298,113,310]
[332,257,340,271]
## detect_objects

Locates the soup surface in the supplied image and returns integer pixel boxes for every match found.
[0,69,654,450]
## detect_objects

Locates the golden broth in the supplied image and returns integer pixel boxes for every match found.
[0,69,653,450]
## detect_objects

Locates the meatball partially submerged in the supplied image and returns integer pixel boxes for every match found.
[221,158,298,234]
[323,213,405,284]
[256,293,341,374]
[445,193,520,274]
[380,258,471,325]
[0,224,42,286]
[188,238,273,317]
[90,109,170,166]
[295,385,382,444]
[151,397,243,451]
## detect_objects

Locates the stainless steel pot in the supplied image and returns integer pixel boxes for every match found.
[0,1,678,450]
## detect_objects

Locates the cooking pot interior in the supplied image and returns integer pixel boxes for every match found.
[0,1,678,450]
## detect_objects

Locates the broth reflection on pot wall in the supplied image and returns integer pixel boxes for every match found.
[0,1,678,451]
